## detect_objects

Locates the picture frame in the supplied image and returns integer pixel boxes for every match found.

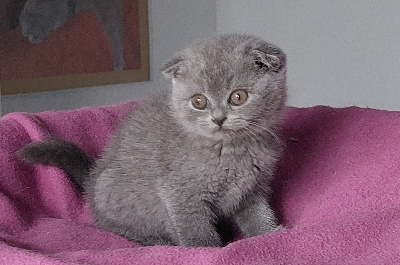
[0,0,149,95]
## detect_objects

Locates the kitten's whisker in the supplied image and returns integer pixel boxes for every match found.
[242,127,262,142]
[247,121,279,141]
[239,128,253,141]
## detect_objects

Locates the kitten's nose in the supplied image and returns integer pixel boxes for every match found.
[212,117,227,127]
[211,108,227,127]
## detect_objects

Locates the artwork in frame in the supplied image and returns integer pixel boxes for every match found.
[0,0,149,95]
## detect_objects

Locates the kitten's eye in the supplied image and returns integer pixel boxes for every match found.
[191,94,208,110]
[229,90,248,106]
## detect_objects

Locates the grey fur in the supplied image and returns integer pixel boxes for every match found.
[19,34,287,247]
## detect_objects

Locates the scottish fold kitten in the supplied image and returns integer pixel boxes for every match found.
[20,34,287,247]
[19,0,124,71]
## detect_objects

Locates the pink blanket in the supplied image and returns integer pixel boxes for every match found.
[1,101,399,264]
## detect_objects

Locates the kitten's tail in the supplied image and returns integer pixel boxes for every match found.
[18,139,94,191]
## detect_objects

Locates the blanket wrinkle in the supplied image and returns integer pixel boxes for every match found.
[0,102,400,264]
[2,112,52,141]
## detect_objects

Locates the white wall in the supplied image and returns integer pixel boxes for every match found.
[1,0,216,114]
[217,0,400,110]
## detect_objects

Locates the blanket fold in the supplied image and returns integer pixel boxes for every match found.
[0,102,399,264]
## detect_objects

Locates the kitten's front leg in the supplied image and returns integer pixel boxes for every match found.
[158,185,222,247]
[234,194,280,238]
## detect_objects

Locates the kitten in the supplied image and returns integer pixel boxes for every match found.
[19,34,287,247]
[19,0,124,71]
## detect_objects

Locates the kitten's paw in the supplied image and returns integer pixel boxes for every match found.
[273,224,287,232]
[137,236,175,246]
[182,235,223,247]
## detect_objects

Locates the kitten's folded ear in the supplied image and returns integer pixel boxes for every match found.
[161,56,186,79]
[250,46,286,73]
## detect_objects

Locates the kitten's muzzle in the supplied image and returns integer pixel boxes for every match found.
[211,108,227,127]
[212,117,227,128]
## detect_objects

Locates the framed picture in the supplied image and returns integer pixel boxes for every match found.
[0,0,149,95]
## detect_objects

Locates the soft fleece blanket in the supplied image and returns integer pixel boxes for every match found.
[1,101,400,264]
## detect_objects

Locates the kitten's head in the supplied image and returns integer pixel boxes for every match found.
[162,34,287,141]
[20,0,72,43]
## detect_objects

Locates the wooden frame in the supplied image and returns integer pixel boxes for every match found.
[0,0,149,95]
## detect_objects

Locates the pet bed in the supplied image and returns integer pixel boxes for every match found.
[0,100,399,264]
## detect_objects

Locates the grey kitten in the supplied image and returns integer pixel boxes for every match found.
[19,34,287,247]
[19,0,124,71]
